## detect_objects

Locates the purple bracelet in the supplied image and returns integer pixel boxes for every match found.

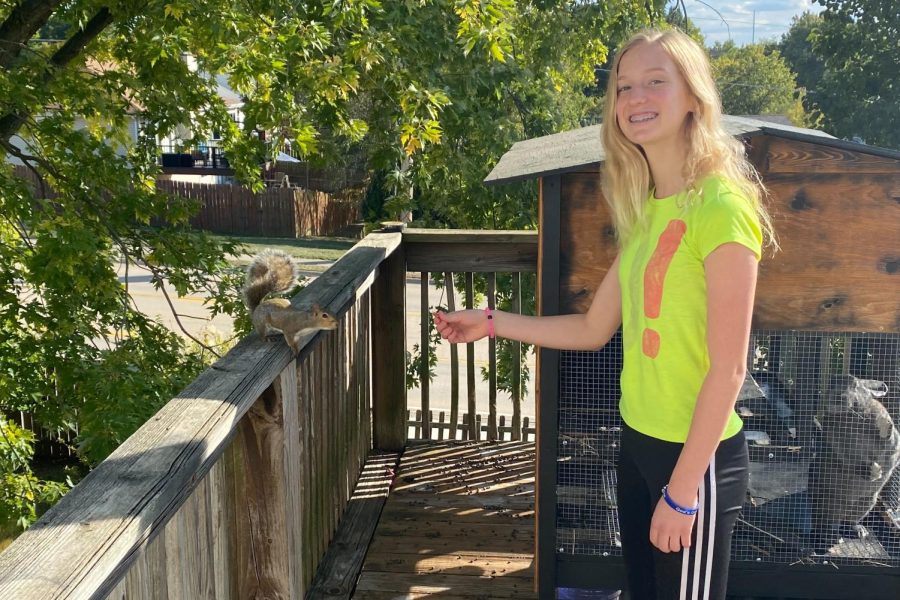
[661,485,699,516]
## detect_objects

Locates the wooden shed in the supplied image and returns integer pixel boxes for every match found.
[485,115,900,598]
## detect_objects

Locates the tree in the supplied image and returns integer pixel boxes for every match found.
[778,12,825,99]
[664,3,705,46]
[710,41,811,126]
[362,0,667,395]
[0,0,519,529]
[810,0,899,148]
[0,0,666,529]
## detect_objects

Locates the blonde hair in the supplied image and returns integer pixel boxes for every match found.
[600,28,776,250]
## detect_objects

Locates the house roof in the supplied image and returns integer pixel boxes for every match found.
[214,74,244,108]
[484,115,900,186]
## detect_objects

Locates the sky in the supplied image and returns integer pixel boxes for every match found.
[679,0,824,46]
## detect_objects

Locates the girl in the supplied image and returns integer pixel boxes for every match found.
[433,28,776,600]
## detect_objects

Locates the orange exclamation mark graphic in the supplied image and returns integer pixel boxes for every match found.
[642,219,687,358]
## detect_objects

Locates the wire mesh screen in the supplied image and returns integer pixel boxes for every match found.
[555,330,900,567]
[557,333,624,556]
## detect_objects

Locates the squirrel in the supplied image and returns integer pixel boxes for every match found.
[243,249,338,355]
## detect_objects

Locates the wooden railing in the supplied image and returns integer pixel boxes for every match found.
[403,229,538,442]
[0,228,537,598]
[0,232,406,599]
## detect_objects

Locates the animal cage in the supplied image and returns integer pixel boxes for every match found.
[554,332,900,598]
[484,117,900,598]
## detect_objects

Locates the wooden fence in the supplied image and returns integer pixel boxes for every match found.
[11,166,362,238]
[407,409,535,441]
[155,180,361,237]
[5,412,76,460]
[11,164,57,198]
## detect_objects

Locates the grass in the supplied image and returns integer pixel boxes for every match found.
[221,235,358,268]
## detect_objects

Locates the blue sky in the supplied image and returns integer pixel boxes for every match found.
[677,0,824,46]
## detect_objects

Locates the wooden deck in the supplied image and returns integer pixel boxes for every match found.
[352,440,538,599]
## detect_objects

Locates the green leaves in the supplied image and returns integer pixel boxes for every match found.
[808,0,899,148]
[711,42,811,127]
[454,0,516,62]
[776,4,898,148]
[0,419,70,530]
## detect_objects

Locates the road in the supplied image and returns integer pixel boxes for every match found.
[119,260,537,421]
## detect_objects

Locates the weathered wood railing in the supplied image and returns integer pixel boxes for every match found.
[0,232,406,599]
[0,228,538,598]
[403,229,538,441]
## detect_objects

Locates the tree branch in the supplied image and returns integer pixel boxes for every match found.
[149,265,223,358]
[0,6,113,143]
[0,0,64,69]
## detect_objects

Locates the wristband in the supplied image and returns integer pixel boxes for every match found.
[484,307,495,339]
[661,485,699,516]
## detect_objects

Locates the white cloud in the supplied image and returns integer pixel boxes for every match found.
[683,0,824,46]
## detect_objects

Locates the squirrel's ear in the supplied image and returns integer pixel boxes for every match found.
[311,303,321,311]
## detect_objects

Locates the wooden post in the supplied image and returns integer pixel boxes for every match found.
[372,246,407,451]
[445,272,460,439]
[420,273,431,439]
[487,272,498,440]
[511,272,522,441]
[279,366,303,598]
[233,366,298,600]
[465,273,478,441]
[536,174,561,598]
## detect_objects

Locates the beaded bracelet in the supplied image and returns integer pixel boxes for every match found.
[484,307,495,339]
[661,485,699,516]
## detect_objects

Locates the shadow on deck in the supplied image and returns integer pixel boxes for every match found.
[313,440,538,599]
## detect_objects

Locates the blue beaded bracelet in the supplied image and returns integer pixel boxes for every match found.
[661,485,699,516]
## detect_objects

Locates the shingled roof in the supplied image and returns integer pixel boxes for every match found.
[484,115,900,186]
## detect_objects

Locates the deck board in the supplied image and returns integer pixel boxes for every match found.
[354,440,538,599]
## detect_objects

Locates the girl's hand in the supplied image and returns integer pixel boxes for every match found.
[433,309,489,344]
[649,491,697,553]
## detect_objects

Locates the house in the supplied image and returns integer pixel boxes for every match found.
[6,55,248,185]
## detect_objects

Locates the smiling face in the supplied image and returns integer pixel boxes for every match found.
[614,41,698,151]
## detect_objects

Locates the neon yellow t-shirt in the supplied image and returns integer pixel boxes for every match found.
[617,174,763,443]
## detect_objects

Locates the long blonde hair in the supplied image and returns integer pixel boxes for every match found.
[600,28,776,250]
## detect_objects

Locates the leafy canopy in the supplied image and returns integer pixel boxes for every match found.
[1,0,666,529]
[710,41,812,127]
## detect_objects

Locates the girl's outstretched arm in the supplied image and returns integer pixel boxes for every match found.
[433,256,623,351]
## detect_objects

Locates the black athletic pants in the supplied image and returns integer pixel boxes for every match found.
[617,423,749,600]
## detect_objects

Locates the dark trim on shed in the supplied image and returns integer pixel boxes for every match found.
[537,174,562,599]
[556,554,900,599]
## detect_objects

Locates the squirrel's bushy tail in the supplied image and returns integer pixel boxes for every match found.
[243,249,299,311]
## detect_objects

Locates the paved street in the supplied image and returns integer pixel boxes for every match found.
[119,260,537,421]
